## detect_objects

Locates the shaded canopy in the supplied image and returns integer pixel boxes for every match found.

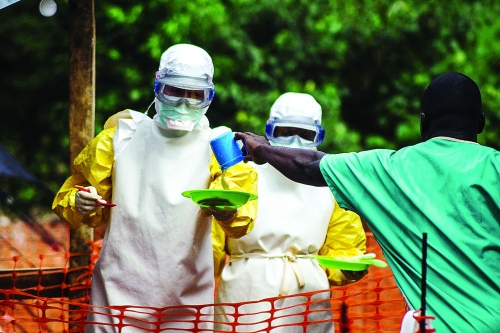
[0,143,41,184]
[0,143,63,251]
[0,0,20,11]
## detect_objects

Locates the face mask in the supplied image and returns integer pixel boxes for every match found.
[154,99,207,131]
[269,136,317,150]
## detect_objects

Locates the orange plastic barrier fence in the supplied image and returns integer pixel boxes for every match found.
[0,223,407,332]
[1,273,405,332]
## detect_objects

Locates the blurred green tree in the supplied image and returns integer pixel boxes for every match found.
[0,0,499,209]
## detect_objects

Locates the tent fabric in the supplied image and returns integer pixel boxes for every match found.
[0,0,20,11]
[0,143,41,184]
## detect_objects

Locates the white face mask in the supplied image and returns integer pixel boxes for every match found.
[154,99,208,131]
[269,136,317,150]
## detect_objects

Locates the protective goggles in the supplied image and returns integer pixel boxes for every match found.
[154,71,215,109]
[265,116,325,147]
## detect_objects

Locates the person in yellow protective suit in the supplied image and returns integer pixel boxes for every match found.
[52,44,258,333]
[212,92,367,333]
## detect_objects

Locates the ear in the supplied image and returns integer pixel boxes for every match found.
[420,112,429,141]
[477,113,485,134]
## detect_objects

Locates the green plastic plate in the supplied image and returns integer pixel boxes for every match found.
[182,189,258,209]
[314,256,387,271]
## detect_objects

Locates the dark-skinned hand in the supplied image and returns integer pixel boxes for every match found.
[234,132,270,165]
[341,269,369,281]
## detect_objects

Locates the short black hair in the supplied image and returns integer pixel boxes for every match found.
[421,72,482,124]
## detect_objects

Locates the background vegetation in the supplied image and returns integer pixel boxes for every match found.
[1,0,500,211]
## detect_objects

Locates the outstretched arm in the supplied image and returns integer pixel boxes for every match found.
[235,132,327,187]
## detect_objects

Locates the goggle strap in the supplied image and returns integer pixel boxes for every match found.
[155,71,214,90]
[154,80,214,98]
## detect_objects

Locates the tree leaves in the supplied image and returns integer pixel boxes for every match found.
[1,0,499,209]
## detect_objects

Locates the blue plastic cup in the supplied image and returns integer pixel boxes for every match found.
[210,131,248,170]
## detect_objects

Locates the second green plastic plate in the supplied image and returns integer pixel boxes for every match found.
[314,256,387,271]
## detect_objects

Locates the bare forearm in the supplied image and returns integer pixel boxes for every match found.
[256,144,327,186]
[234,131,328,186]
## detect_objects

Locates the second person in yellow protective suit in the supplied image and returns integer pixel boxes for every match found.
[212,92,367,333]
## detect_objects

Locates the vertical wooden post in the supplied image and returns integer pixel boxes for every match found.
[68,0,95,302]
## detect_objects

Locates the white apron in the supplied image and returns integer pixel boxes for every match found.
[85,117,214,333]
[215,163,335,333]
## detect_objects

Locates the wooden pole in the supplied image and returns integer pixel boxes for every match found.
[68,0,95,302]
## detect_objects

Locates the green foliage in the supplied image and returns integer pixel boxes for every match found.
[1,0,500,209]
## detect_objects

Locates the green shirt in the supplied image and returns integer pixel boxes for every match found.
[320,138,500,333]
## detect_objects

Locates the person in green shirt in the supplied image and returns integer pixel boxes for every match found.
[234,72,500,333]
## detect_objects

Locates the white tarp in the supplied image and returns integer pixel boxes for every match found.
[0,0,20,10]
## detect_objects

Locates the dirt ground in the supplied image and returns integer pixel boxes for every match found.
[0,210,105,269]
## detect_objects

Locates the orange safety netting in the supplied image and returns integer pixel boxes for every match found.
[0,222,407,332]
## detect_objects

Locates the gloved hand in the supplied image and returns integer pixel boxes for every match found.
[201,205,238,221]
[341,269,369,281]
[341,253,374,280]
[75,186,102,215]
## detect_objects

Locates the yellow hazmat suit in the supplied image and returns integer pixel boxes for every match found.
[212,92,366,333]
[212,163,366,333]
[53,109,257,332]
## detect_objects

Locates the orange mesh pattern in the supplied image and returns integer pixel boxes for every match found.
[1,273,405,333]
[0,224,407,332]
